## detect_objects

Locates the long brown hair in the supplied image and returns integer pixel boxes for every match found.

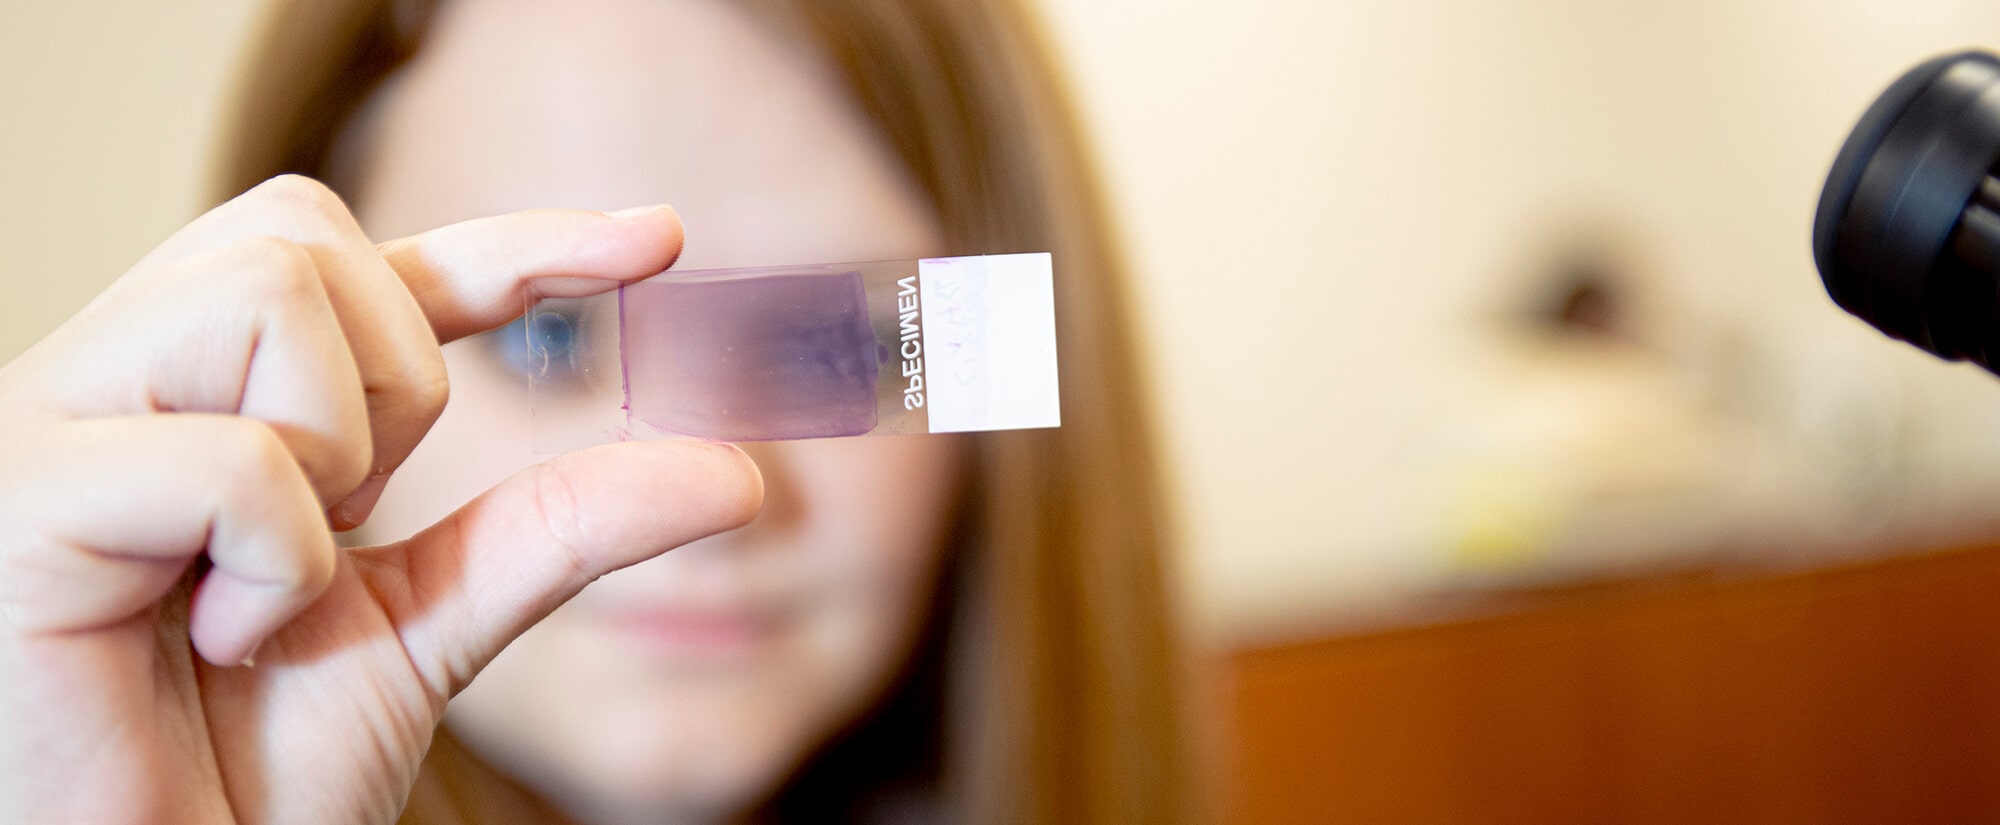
[212,2,1195,822]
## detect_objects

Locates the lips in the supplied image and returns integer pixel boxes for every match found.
[591,603,786,661]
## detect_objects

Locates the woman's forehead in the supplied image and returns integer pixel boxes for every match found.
[346,0,942,268]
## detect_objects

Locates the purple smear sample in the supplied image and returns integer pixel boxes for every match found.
[620,271,882,441]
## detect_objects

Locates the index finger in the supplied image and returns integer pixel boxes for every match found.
[378,205,683,344]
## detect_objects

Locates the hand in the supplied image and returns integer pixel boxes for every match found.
[0,176,763,823]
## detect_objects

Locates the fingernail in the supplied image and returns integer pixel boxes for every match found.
[240,643,261,669]
[330,473,391,532]
[608,204,672,220]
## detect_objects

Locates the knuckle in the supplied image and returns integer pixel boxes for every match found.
[219,414,364,501]
[229,233,313,269]
[216,417,298,487]
[247,173,346,216]
[396,356,452,422]
[367,348,451,424]
[224,236,324,308]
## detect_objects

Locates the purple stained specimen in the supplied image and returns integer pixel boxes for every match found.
[620,271,883,441]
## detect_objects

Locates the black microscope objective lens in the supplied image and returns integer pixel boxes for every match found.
[1814,49,2000,373]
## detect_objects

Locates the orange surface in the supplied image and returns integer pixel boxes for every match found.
[1228,547,2000,824]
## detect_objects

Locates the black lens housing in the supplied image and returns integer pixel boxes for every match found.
[1815,50,2000,372]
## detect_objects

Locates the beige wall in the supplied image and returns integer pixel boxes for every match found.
[1039,0,2000,640]
[0,1,266,354]
[7,1,2000,643]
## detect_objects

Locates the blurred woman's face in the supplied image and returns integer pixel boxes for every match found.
[340,0,962,821]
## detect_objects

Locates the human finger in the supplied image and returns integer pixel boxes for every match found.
[0,234,371,504]
[166,176,451,530]
[357,439,760,703]
[377,203,683,344]
[0,414,336,666]
[332,202,686,525]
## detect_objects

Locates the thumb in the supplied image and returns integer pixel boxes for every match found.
[364,439,762,704]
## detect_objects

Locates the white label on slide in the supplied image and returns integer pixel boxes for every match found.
[917,253,1061,433]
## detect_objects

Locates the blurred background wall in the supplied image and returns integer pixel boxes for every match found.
[0,2,266,358]
[1036,0,2000,644]
[8,1,2000,650]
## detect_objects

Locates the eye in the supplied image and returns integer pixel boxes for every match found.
[490,309,584,386]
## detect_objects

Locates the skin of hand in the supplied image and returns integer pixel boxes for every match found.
[0,175,764,823]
